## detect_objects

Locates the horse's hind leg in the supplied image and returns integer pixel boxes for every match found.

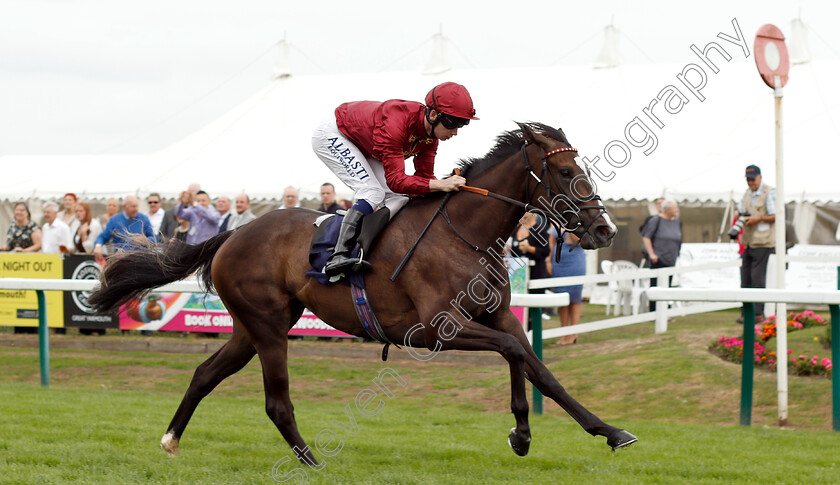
[237,299,318,465]
[161,325,256,456]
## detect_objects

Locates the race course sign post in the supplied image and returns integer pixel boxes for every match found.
[754,24,790,426]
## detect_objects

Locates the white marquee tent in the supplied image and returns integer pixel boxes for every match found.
[2,27,838,204]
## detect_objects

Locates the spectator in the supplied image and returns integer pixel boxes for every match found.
[231,193,257,230]
[318,183,342,214]
[60,193,78,227]
[736,164,775,323]
[216,196,233,232]
[145,193,165,236]
[41,201,73,254]
[99,197,120,227]
[551,230,585,345]
[640,197,664,265]
[277,186,300,210]
[510,212,551,294]
[93,195,157,260]
[1,202,42,252]
[174,190,220,244]
[71,202,102,254]
[159,206,179,240]
[173,216,190,242]
[642,199,683,311]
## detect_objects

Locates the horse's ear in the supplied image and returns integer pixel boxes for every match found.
[517,122,536,144]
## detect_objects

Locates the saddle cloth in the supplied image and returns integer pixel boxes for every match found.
[304,212,395,346]
[304,208,390,287]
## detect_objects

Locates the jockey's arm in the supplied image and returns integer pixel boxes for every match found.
[430,176,466,192]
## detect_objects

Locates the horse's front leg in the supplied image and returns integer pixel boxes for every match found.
[491,309,637,451]
[403,308,532,456]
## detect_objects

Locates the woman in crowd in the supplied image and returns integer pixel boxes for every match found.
[642,199,682,311]
[551,230,585,345]
[1,202,42,252]
[99,198,120,227]
[61,193,78,228]
[173,216,190,242]
[71,202,102,254]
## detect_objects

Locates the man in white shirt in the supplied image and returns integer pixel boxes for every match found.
[145,192,165,235]
[41,201,73,254]
[277,186,300,210]
[216,195,233,232]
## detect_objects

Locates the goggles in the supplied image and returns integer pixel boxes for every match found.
[439,113,470,130]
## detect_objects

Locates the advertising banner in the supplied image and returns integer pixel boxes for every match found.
[677,243,742,289]
[117,286,354,337]
[63,254,118,329]
[0,253,63,327]
[508,256,529,326]
[787,244,840,290]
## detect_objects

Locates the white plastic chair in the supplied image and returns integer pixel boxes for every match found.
[611,260,645,315]
[600,260,617,315]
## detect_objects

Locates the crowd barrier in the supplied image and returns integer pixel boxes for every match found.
[5,254,837,430]
[526,260,744,341]
[647,287,840,432]
[0,276,568,390]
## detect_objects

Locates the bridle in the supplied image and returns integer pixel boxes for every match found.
[519,141,609,236]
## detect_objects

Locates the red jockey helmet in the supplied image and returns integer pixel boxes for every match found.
[425,82,479,120]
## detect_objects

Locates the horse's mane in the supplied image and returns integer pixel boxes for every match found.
[457,122,570,178]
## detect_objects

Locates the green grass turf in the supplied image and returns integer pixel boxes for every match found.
[2,383,839,484]
[1,306,839,483]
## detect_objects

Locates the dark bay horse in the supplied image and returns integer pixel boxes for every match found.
[89,122,636,464]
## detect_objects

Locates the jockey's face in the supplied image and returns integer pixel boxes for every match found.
[433,123,459,141]
[426,110,462,141]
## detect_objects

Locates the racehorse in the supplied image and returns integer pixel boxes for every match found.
[89,122,636,464]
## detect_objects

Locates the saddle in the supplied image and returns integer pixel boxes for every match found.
[305,207,390,287]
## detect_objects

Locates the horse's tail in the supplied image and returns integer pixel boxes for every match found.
[88,231,235,313]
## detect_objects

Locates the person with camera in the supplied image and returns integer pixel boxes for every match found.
[734,164,775,323]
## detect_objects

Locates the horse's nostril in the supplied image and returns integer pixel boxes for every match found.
[595,225,613,237]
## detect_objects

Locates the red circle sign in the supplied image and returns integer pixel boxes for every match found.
[754,24,790,88]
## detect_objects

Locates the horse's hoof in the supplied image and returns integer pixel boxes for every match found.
[161,432,180,457]
[507,427,531,457]
[607,429,638,451]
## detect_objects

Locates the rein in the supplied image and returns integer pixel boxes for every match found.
[389,192,453,281]
[390,140,609,281]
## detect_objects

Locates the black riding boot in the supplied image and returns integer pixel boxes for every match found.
[325,208,372,276]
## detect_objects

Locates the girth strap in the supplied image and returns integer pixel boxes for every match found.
[350,283,399,352]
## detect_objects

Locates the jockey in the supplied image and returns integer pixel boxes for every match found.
[312,82,478,276]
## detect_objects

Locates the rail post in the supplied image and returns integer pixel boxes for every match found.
[832,267,840,431]
[530,307,543,415]
[36,290,50,387]
[654,268,668,334]
[740,302,756,426]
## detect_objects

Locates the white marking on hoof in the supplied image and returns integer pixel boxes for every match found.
[161,431,179,456]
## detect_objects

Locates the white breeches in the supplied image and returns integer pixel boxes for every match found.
[312,118,409,214]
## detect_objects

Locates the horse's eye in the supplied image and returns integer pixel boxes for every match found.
[560,169,573,178]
